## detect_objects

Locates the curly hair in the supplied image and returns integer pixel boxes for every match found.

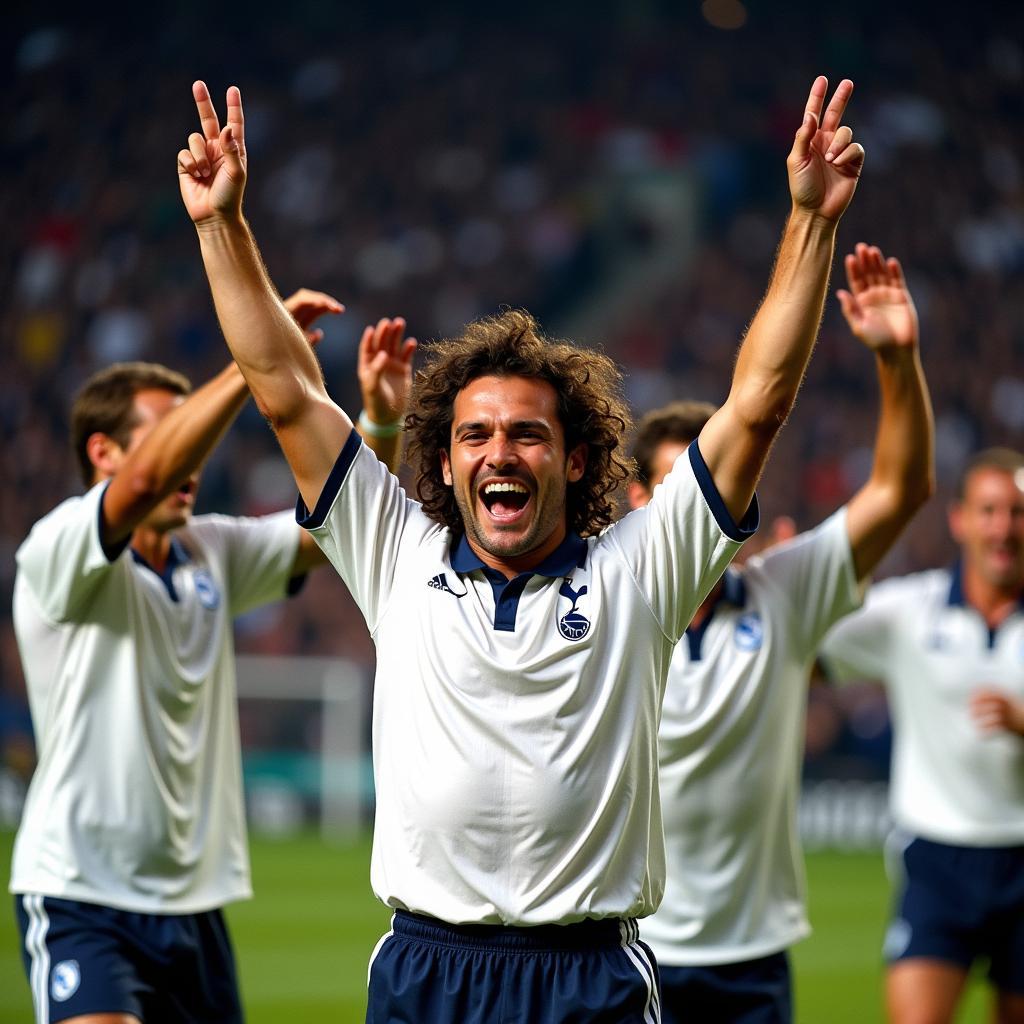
[405,310,634,537]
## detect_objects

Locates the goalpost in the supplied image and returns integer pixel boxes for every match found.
[235,655,370,842]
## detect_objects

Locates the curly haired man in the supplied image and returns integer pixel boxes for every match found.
[176,74,863,1023]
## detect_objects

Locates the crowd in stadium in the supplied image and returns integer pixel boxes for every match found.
[4,2,1024,1022]
[3,3,1023,835]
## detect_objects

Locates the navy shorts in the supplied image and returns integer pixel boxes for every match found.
[884,835,1024,994]
[659,950,791,1024]
[367,911,662,1023]
[14,893,244,1024]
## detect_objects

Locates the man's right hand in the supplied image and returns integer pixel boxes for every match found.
[787,76,864,224]
[837,244,919,352]
[177,81,247,225]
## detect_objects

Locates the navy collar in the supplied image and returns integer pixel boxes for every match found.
[130,535,190,602]
[947,560,1024,612]
[130,535,189,573]
[721,568,747,609]
[451,531,587,579]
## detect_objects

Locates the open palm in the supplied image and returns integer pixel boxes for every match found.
[177,81,247,224]
[838,244,918,350]
[358,318,418,425]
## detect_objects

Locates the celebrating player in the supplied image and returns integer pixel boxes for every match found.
[178,75,862,1021]
[10,300,415,1024]
[821,446,1024,1024]
[631,244,934,1024]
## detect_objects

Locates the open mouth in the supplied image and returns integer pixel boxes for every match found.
[479,480,531,522]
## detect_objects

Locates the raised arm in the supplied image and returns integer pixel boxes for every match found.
[177,81,349,511]
[356,317,417,473]
[101,363,251,548]
[103,285,348,552]
[698,77,865,521]
[840,245,935,580]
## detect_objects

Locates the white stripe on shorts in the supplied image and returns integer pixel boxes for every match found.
[619,919,660,1024]
[22,894,51,1024]
[367,912,397,988]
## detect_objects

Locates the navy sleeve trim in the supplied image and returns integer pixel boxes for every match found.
[295,428,362,530]
[687,440,760,542]
[97,480,133,563]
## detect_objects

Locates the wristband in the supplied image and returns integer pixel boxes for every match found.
[358,409,403,438]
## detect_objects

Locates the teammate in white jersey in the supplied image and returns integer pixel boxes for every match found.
[822,446,1024,1024]
[177,75,864,1022]
[630,244,934,1023]
[11,298,415,1024]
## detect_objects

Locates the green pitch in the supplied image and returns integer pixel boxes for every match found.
[0,830,991,1023]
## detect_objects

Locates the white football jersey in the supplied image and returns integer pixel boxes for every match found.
[821,565,1024,846]
[301,432,756,926]
[641,510,863,965]
[10,483,301,913]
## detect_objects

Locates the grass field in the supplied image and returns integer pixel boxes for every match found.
[0,829,992,1023]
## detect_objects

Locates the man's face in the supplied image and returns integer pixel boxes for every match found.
[440,375,586,568]
[950,467,1024,591]
[103,388,198,533]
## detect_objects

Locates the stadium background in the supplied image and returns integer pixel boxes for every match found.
[1,0,1020,1019]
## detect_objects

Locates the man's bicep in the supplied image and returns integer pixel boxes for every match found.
[843,484,909,583]
[272,396,354,514]
[696,403,772,525]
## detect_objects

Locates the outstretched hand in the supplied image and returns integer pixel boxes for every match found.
[837,244,919,351]
[358,318,417,426]
[282,289,345,345]
[178,81,247,224]
[787,77,864,223]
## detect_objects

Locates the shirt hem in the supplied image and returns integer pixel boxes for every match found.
[893,821,1024,848]
[9,880,253,916]
[645,922,812,967]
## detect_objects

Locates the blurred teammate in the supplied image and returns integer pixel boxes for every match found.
[178,75,863,1022]
[10,297,414,1024]
[632,244,934,1024]
[822,447,1024,1024]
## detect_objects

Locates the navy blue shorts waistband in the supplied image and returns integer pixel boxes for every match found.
[392,911,637,952]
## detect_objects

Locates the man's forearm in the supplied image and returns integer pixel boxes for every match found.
[196,214,333,429]
[868,346,935,509]
[150,362,251,482]
[729,209,837,430]
[845,346,935,580]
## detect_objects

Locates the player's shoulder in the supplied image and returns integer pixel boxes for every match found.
[866,567,950,607]
[181,509,297,551]
[17,488,99,559]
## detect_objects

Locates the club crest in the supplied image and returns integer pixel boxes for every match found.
[51,960,81,1002]
[194,570,220,610]
[558,579,591,641]
[734,612,763,651]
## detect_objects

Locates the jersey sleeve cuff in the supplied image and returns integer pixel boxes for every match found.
[97,480,133,563]
[295,428,362,531]
[688,440,760,542]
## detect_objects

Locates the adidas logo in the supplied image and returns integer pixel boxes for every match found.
[427,574,460,596]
